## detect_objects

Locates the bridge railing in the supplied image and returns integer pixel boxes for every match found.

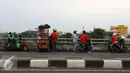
[0,38,130,45]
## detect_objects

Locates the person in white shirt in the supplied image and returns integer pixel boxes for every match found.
[72,30,78,52]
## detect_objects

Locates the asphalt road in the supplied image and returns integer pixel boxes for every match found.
[1,68,130,73]
[0,52,130,59]
[1,71,129,73]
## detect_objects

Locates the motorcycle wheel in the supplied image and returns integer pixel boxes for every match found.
[4,43,9,52]
[23,45,29,51]
[76,45,84,53]
[120,46,128,53]
[111,45,120,53]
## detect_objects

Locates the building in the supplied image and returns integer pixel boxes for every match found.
[109,25,128,36]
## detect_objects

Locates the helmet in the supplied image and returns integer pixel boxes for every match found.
[53,29,57,32]
[113,33,117,36]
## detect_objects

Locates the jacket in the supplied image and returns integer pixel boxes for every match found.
[80,34,88,44]
[111,35,119,43]
[51,32,58,40]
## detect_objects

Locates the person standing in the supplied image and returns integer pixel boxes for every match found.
[51,29,58,52]
[72,30,78,52]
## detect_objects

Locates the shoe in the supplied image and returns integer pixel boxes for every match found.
[88,51,91,53]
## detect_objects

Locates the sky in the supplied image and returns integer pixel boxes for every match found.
[0,0,130,33]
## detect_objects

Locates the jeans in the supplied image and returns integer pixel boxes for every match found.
[73,41,77,52]
[52,40,57,52]
[86,42,92,51]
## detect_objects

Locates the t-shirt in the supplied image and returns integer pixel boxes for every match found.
[51,32,58,40]
[111,35,119,43]
[80,34,88,44]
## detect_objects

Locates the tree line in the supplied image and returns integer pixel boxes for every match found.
[2,28,130,39]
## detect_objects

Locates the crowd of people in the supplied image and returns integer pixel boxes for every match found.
[49,29,93,53]
[7,29,122,53]
[72,30,92,53]
[49,29,123,53]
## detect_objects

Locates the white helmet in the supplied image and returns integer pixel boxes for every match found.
[53,29,57,32]
[113,33,117,36]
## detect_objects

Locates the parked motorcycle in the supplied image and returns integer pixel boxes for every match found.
[4,39,28,51]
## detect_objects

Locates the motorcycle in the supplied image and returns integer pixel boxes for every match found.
[4,39,28,51]
[108,37,128,53]
[76,41,91,53]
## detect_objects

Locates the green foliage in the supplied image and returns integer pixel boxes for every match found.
[86,31,92,38]
[90,28,106,38]
[59,32,72,38]
[20,30,37,38]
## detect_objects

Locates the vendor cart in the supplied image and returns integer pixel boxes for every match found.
[37,24,51,52]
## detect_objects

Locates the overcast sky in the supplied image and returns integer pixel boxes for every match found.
[0,0,130,33]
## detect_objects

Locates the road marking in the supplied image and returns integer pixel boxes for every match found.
[0,69,130,72]
[4,56,16,70]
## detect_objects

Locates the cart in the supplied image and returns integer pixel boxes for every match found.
[37,24,51,52]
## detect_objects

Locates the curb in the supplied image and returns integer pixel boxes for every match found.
[1,58,130,69]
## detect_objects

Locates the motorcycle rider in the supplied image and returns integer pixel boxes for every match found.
[8,32,12,43]
[80,31,91,53]
[111,33,119,43]
[7,32,17,47]
[7,32,12,47]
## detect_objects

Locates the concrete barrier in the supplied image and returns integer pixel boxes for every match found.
[30,60,48,68]
[103,60,122,69]
[1,58,130,69]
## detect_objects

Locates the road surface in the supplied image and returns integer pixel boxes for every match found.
[1,68,130,73]
[0,52,130,59]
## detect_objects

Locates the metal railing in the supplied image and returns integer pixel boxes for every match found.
[0,38,129,45]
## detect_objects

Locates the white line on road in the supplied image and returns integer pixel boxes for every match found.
[0,69,130,72]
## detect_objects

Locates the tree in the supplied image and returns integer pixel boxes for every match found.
[86,31,92,38]
[59,32,72,38]
[90,28,106,38]
[20,30,37,38]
